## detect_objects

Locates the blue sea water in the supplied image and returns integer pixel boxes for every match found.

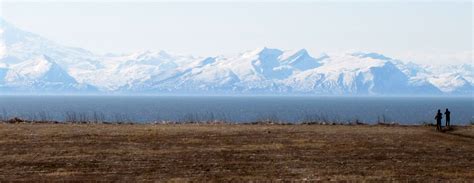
[0,96,472,125]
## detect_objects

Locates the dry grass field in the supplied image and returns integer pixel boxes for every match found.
[0,123,472,181]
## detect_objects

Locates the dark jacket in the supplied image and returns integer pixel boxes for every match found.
[435,113,442,121]
[444,111,451,120]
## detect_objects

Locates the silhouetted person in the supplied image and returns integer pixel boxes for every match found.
[445,108,451,127]
[435,109,442,131]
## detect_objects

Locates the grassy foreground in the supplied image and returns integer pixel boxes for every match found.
[0,123,472,181]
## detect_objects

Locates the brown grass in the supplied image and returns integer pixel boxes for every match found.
[0,123,472,181]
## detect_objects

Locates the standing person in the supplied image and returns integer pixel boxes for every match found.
[445,108,451,127]
[435,109,443,131]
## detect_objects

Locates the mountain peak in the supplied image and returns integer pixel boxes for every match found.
[295,49,309,55]
[279,49,321,70]
[243,47,283,58]
[0,17,11,29]
[352,52,392,61]
[259,47,283,56]
[0,17,48,47]
[129,50,171,60]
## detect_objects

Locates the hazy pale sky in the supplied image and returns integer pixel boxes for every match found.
[1,0,472,65]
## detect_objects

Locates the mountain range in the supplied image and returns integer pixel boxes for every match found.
[0,18,472,95]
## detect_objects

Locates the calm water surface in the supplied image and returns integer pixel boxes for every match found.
[0,96,472,124]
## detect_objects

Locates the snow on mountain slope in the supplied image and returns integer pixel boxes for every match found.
[284,53,437,95]
[125,47,327,93]
[0,18,471,95]
[6,55,76,83]
[139,57,242,92]
[428,73,473,94]
[280,49,326,71]
[428,64,474,83]
[72,50,200,91]
[1,55,96,92]
[0,18,101,71]
[346,52,446,94]
[404,63,474,94]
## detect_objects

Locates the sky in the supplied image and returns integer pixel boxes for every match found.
[1,0,472,65]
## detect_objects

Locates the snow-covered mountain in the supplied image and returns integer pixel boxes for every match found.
[0,19,472,95]
[0,18,98,93]
[285,53,441,95]
[0,55,96,93]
